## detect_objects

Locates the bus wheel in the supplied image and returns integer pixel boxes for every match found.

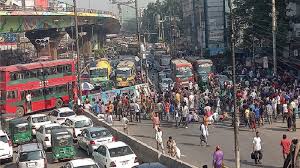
[16,107,25,117]
[55,99,63,108]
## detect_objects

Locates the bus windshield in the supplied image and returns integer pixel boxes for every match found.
[197,64,212,74]
[116,69,131,78]
[176,67,193,77]
[90,68,108,78]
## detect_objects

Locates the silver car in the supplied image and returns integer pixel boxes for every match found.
[16,143,47,168]
[77,127,115,156]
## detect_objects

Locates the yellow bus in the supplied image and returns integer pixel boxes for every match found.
[115,60,136,87]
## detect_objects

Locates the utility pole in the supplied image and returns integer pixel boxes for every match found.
[229,0,240,167]
[272,0,277,75]
[135,0,142,73]
[73,0,82,102]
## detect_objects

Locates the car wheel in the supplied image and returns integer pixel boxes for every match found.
[16,106,25,117]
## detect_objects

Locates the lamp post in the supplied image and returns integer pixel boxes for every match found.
[73,0,82,103]
[229,0,240,167]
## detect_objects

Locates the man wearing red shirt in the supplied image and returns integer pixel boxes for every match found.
[280,134,291,160]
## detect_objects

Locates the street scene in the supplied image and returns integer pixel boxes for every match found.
[0,0,300,168]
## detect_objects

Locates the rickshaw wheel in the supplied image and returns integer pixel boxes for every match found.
[16,107,25,117]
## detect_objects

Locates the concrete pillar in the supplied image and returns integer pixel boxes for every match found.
[25,29,64,60]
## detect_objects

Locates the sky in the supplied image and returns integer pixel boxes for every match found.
[62,0,157,15]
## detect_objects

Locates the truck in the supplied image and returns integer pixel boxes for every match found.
[89,58,113,90]
[170,59,194,89]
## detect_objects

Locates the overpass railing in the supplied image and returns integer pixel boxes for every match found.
[0,5,118,18]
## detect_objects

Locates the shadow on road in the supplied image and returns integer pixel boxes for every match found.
[178,142,200,147]
[224,158,282,168]
[131,134,154,140]
[181,133,200,138]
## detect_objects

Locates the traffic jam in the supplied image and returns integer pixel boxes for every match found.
[0,40,229,168]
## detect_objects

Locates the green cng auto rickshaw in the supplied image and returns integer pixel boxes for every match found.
[8,118,32,145]
[51,128,76,162]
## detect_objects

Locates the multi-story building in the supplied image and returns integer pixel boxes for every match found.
[181,0,227,56]
[287,0,300,58]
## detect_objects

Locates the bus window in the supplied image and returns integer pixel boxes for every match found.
[31,89,43,98]
[44,87,54,95]
[0,90,6,100]
[0,72,4,81]
[57,66,64,73]
[6,91,17,99]
[21,91,26,100]
[10,73,17,80]
[66,65,71,73]
[51,66,58,74]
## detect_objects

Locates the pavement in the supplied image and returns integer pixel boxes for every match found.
[109,117,300,168]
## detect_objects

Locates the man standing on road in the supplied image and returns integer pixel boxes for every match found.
[253,131,263,164]
[155,127,164,154]
[134,101,141,122]
[280,134,291,160]
[200,121,209,146]
[266,101,273,124]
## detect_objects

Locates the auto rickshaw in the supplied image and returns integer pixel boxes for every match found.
[8,118,32,145]
[51,128,76,162]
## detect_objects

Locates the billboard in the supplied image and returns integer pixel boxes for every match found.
[35,0,48,8]
[0,33,17,50]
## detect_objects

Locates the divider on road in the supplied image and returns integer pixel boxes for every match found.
[84,110,199,168]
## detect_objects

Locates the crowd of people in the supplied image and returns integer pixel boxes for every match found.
[84,61,300,167]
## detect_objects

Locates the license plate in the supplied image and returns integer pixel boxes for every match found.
[122,160,129,165]
[27,162,36,167]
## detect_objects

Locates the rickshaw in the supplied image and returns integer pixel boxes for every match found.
[51,128,76,162]
[8,118,32,145]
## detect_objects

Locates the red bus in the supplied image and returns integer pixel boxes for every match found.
[0,59,77,118]
[171,59,194,88]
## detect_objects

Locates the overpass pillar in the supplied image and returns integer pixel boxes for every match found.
[25,29,65,60]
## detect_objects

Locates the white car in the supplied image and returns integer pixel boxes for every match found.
[92,141,139,168]
[62,158,100,168]
[78,127,115,156]
[16,143,47,168]
[62,115,93,139]
[0,130,13,163]
[27,114,52,135]
[49,107,76,124]
[35,123,62,150]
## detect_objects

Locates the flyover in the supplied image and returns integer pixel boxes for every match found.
[0,5,121,59]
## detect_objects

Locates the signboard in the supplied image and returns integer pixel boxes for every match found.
[35,0,48,8]
[82,83,150,105]
[0,33,17,50]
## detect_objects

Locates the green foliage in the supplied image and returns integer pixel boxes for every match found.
[122,18,137,33]
[232,0,289,53]
[94,48,106,58]
[140,0,183,43]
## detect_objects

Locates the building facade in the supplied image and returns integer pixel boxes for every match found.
[181,0,227,56]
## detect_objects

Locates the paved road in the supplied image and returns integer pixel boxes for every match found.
[111,118,300,168]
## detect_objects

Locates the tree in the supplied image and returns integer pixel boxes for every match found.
[122,18,137,33]
[140,0,183,43]
[232,0,289,55]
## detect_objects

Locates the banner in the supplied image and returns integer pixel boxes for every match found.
[263,56,268,69]
[82,83,150,105]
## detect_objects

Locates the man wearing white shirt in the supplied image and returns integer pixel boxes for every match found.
[253,132,262,164]
[155,127,164,153]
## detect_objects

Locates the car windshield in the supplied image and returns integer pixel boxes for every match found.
[90,130,111,139]
[55,134,72,146]
[109,146,134,158]
[162,79,172,85]
[60,111,75,118]
[16,124,29,132]
[160,57,171,66]
[74,165,98,168]
[197,64,212,74]
[0,135,8,143]
[116,69,131,78]
[32,116,50,123]
[45,126,62,134]
[19,150,43,162]
[90,68,108,78]
[74,119,92,128]
[176,67,193,77]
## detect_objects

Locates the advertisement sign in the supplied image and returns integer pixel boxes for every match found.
[35,0,48,8]
[82,84,150,105]
[0,33,17,50]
